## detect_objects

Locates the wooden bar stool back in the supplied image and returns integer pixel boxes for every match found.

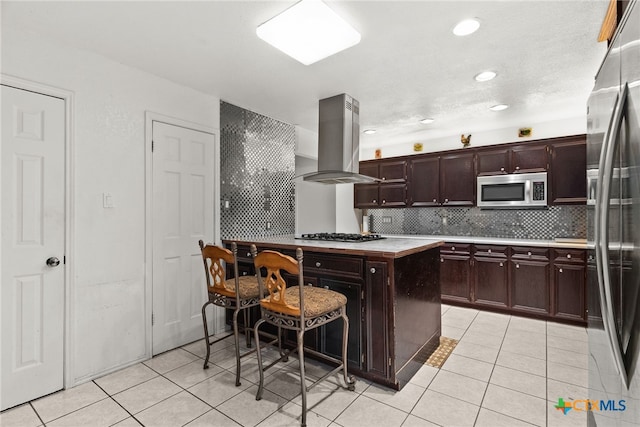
[199,240,263,386]
[250,246,356,427]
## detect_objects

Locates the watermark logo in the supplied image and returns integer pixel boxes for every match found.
[555,398,626,415]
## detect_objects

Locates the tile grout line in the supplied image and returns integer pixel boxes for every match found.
[28,401,46,426]
[91,380,143,427]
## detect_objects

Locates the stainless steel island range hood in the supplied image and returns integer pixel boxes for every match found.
[302,94,379,184]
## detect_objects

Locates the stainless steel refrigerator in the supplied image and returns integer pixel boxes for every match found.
[587,1,640,425]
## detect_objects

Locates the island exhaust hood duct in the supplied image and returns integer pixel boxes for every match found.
[302,94,379,184]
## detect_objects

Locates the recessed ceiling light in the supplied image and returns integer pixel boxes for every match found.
[420,118,435,124]
[256,0,361,65]
[489,104,509,111]
[474,71,497,82]
[453,18,480,36]
[363,129,377,135]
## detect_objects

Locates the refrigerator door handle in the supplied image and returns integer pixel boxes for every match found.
[596,82,629,388]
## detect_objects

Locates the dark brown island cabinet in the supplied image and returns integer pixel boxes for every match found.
[222,237,443,390]
[440,242,587,326]
[355,134,586,209]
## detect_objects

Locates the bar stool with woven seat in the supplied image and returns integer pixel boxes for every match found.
[199,240,265,386]
[250,245,355,427]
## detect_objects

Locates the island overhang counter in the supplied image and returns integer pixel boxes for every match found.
[221,236,443,390]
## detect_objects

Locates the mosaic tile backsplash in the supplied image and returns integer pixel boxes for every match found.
[220,102,296,239]
[368,205,586,240]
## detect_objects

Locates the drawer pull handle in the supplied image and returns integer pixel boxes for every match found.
[488,249,492,254]
[247,252,251,257]
[527,251,532,257]
[433,198,437,203]
[382,200,386,204]
[382,177,386,181]
[372,199,377,203]
[315,262,321,268]
[515,166,520,171]
[499,262,503,267]
[370,267,376,274]
[559,268,563,273]
[567,254,572,259]
[324,286,329,290]
[242,272,248,276]
[516,263,520,269]
[440,258,444,263]
[451,246,455,251]
[444,198,449,203]
[500,167,505,172]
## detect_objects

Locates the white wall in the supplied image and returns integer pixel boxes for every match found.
[294,127,337,234]
[1,27,220,384]
[359,116,586,160]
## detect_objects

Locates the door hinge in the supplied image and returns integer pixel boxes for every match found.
[63,255,66,265]
[361,290,365,300]
[151,140,155,152]
[388,357,392,367]
[151,313,155,326]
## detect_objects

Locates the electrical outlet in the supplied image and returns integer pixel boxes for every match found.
[382,216,392,224]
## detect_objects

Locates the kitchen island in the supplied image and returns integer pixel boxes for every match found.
[222,236,443,390]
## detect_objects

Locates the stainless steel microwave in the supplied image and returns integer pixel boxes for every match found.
[477,172,548,208]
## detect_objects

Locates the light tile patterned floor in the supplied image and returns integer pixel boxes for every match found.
[1,305,589,426]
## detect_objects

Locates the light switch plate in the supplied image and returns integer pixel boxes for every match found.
[103,192,114,208]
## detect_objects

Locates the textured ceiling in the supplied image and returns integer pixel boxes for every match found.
[2,1,609,150]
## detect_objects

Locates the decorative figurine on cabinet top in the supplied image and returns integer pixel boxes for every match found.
[461,134,472,147]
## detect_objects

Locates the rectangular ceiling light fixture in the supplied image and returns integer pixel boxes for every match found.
[256,0,361,65]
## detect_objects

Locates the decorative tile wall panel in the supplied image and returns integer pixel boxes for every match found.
[370,206,586,240]
[220,102,295,239]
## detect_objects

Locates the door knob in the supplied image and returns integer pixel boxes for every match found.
[46,257,60,267]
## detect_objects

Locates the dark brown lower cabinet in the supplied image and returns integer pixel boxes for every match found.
[440,243,586,325]
[319,278,362,368]
[553,263,587,322]
[510,259,550,315]
[474,257,509,308]
[440,255,472,302]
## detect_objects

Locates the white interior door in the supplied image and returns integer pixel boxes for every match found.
[152,121,214,355]
[1,85,65,410]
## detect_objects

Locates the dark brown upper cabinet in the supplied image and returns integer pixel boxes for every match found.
[408,155,440,206]
[549,136,587,205]
[407,153,474,207]
[477,144,548,176]
[358,159,407,182]
[439,152,475,206]
[355,158,408,208]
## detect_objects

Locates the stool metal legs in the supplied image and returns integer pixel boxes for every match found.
[253,306,356,427]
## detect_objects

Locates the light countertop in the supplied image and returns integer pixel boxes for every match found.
[380,234,588,249]
[223,235,444,259]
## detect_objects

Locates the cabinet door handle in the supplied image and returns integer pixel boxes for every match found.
[500,167,505,173]
[370,267,376,274]
[559,268,563,273]
[440,258,444,263]
[515,166,520,171]
[247,252,252,257]
[382,199,386,204]
[499,262,503,267]
[567,254,572,259]
[372,199,377,203]
[382,177,386,181]
[451,246,455,251]
[527,251,532,257]
[315,262,321,268]
[516,263,520,269]
[324,286,329,290]
[444,198,449,203]
[488,249,492,254]
[242,271,248,276]
[307,282,314,286]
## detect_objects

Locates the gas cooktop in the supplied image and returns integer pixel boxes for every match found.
[298,233,386,242]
